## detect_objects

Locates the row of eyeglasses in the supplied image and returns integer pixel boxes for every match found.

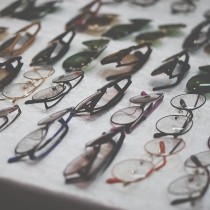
[0,0,210,207]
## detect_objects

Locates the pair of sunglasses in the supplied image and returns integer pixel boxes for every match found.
[151,50,190,90]
[0,0,62,20]
[63,39,109,72]
[0,21,41,57]
[102,18,151,40]
[101,43,152,80]
[0,56,23,90]
[31,30,76,66]
[183,19,210,52]
[186,65,210,93]
[135,23,186,44]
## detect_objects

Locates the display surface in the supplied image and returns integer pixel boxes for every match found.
[0,0,210,210]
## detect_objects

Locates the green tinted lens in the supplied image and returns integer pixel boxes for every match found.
[83,39,109,51]
[186,74,210,93]
[62,51,97,71]
[103,24,136,39]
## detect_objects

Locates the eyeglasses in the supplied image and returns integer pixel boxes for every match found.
[151,50,190,91]
[64,126,125,183]
[30,30,76,66]
[0,0,62,20]
[65,0,102,31]
[62,39,110,72]
[25,71,84,109]
[101,43,152,80]
[8,75,131,163]
[110,92,164,133]
[186,65,210,93]
[0,21,41,57]
[182,20,210,51]
[154,93,205,138]
[107,137,185,185]
[0,104,21,131]
[168,151,210,205]
[171,0,197,14]
[2,66,55,103]
[0,56,23,90]
[102,19,151,39]
[63,90,162,183]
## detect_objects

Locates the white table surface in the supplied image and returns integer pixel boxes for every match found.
[0,0,210,210]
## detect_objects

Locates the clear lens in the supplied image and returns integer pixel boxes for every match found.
[185,151,210,168]
[156,115,193,135]
[53,71,83,83]
[171,94,206,110]
[112,159,154,182]
[32,85,65,100]
[38,109,71,125]
[144,138,185,156]
[3,82,36,99]
[168,171,208,195]
[24,67,54,80]
[15,128,47,154]
[111,106,143,125]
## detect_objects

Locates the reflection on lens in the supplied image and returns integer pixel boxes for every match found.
[62,51,97,71]
[111,106,143,125]
[15,128,47,154]
[112,159,153,182]
[186,74,210,93]
[171,94,206,110]
[156,115,193,135]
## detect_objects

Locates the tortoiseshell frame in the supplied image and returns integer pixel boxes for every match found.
[0,21,41,57]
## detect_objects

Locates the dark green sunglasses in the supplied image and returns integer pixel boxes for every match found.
[186,65,210,93]
[63,39,110,72]
[102,19,151,40]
